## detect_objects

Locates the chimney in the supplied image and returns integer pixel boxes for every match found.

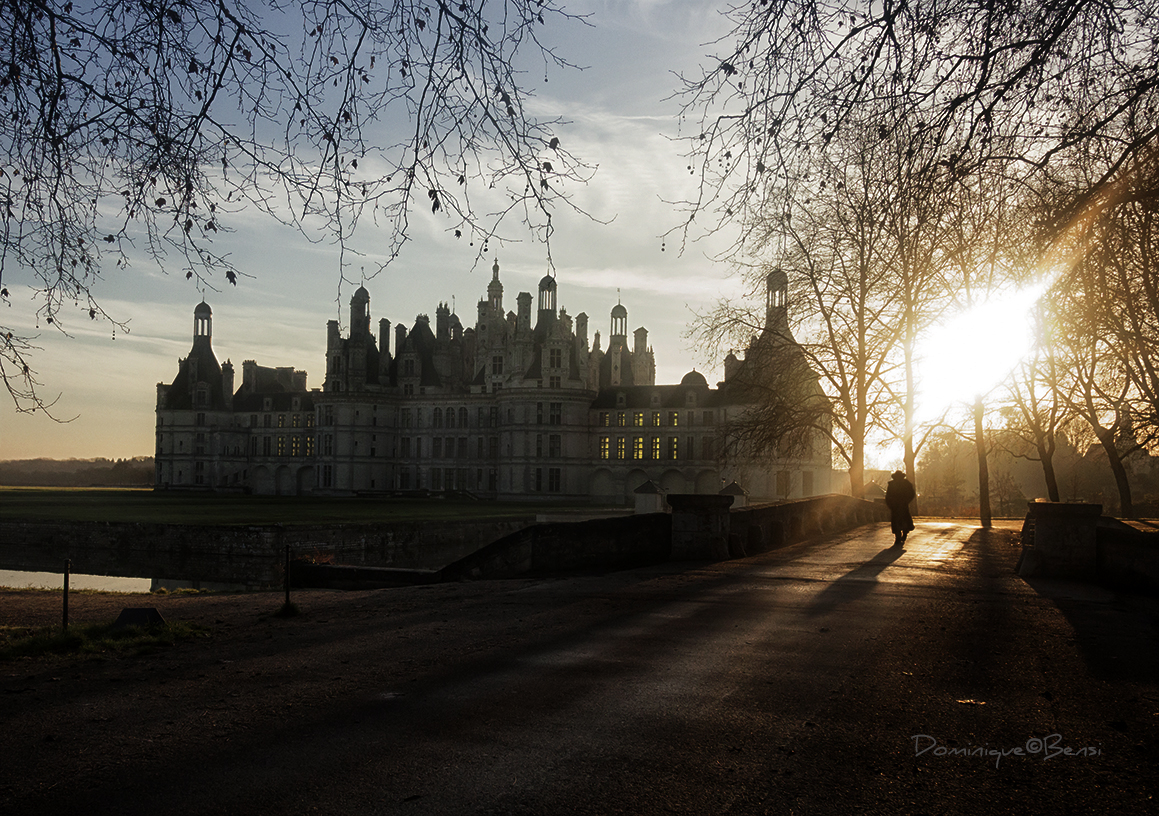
[379,318,391,357]
[221,361,235,408]
[634,326,648,356]
[242,360,258,392]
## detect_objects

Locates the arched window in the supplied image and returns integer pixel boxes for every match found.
[433,407,443,427]
[445,408,456,429]
[459,407,469,427]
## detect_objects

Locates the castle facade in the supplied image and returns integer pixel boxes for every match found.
[155,264,831,503]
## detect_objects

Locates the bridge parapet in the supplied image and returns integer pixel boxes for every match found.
[729,495,889,557]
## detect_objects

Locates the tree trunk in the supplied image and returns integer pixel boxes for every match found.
[1037,441,1061,502]
[1096,430,1135,518]
[903,317,918,515]
[849,447,865,499]
[974,395,991,528]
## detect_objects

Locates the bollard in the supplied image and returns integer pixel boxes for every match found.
[63,559,70,631]
[284,544,291,606]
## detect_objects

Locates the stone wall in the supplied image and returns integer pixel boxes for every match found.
[1,494,889,589]
[729,494,890,556]
[438,494,886,580]
[1018,501,1159,592]
[0,519,531,588]
[440,513,673,580]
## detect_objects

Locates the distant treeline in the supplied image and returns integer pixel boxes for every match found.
[0,457,155,486]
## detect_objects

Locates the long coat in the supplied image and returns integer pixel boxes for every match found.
[885,476,916,534]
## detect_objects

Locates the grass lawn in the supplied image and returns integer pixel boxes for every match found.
[0,487,607,526]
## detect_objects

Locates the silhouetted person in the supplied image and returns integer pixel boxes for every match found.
[885,470,916,547]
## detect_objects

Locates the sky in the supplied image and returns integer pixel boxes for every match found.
[2,1,754,461]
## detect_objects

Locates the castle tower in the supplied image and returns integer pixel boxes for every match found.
[193,301,212,346]
[610,303,627,342]
[765,267,788,335]
[537,273,557,329]
[488,258,504,312]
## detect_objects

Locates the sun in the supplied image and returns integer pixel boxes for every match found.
[913,283,1047,425]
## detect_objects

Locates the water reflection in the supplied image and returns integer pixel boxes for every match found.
[0,569,151,593]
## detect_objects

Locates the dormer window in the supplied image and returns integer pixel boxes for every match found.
[616,392,626,407]
[549,348,562,368]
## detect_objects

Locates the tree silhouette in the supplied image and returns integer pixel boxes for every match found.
[0,0,589,412]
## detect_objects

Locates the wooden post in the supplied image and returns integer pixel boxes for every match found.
[284,544,291,606]
[63,559,70,631]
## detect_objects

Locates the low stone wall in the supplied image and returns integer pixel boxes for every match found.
[1096,518,1159,592]
[2,494,889,589]
[438,494,884,580]
[1018,501,1159,592]
[729,494,890,556]
[0,519,531,588]
[440,513,673,580]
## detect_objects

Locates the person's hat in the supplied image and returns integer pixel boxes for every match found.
[891,470,905,479]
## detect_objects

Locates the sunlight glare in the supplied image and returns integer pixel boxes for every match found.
[914,283,1048,425]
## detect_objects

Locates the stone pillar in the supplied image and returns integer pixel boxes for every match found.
[1019,501,1102,579]
[667,494,733,561]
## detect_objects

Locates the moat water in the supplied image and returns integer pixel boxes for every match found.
[1,569,153,593]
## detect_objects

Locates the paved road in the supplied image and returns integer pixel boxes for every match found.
[8,521,1158,814]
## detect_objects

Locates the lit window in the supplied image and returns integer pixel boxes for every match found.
[668,411,679,426]
[633,412,644,427]
[651,437,661,460]
[600,437,610,459]
[633,437,644,459]
[668,437,678,459]
[616,437,627,460]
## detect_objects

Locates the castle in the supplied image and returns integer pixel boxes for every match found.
[155,264,831,503]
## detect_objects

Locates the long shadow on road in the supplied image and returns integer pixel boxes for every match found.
[804,545,905,618]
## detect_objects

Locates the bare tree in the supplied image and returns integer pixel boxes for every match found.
[1052,269,1147,516]
[673,0,1159,255]
[694,121,909,498]
[0,0,590,412]
[999,343,1066,503]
